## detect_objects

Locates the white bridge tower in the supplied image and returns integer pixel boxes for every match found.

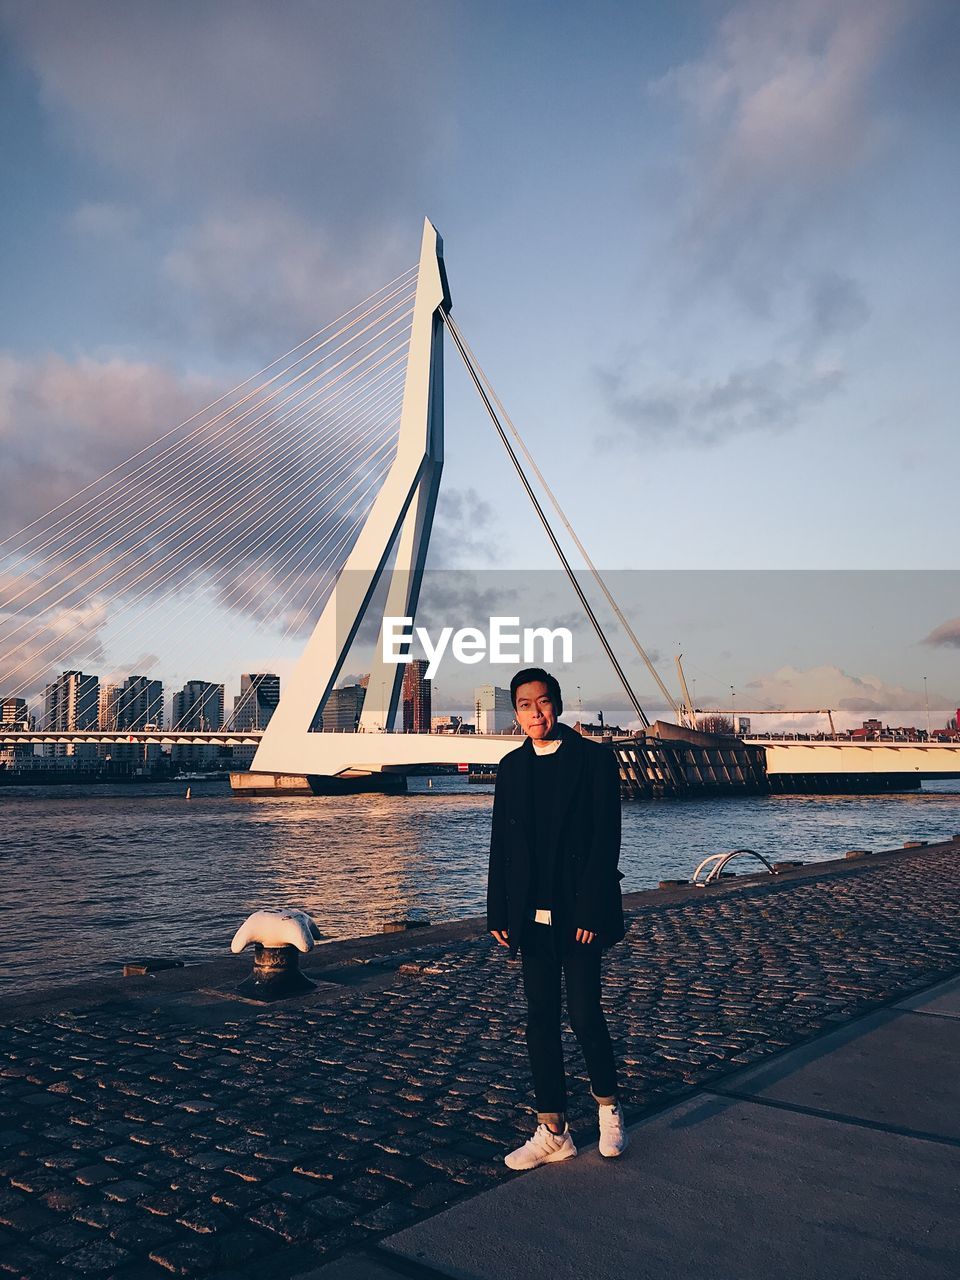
[250,220,500,781]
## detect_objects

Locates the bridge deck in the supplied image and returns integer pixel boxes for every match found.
[4,730,959,781]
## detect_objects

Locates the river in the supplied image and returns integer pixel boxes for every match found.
[1,777,958,994]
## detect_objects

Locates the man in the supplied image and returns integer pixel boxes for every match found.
[487,667,627,1169]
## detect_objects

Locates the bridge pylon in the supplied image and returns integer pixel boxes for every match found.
[249,219,451,780]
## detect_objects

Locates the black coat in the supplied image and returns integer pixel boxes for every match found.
[486,723,626,956]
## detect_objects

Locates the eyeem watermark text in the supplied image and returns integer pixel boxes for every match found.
[382,616,573,679]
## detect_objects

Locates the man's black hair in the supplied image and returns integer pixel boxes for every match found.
[510,667,563,715]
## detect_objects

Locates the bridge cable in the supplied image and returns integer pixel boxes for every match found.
[0,328,411,638]
[137,389,405,731]
[1,267,418,718]
[440,308,650,729]
[177,440,400,729]
[0,265,417,555]
[442,321,681,723]
[2,375,404,696]
[25,440,398,721]
[0,289,416,604]
[160,376,407,727]
[0,359,406,688]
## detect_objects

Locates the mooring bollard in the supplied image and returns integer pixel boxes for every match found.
[230,908,321,1001]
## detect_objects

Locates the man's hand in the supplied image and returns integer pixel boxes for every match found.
[490,930,510,947]
[575,928,596,945]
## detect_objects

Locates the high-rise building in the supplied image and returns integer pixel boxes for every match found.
[171,681,224,731]
[115,676,164,730]
[98,683,119,731]
[0,697,29,726]
[0,696,34,768]
[402,659,431,733]
[230,673,280,769]
[474,685,515,734]
[232,674,280,730]
[43,670,99,758]
[170,680,225,769]
[322,683,366,732]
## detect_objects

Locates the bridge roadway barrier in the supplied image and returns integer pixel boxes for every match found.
[755,738,960,785]
[1,838,959,1277]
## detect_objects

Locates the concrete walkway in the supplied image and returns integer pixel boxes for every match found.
[317,972,960,1280]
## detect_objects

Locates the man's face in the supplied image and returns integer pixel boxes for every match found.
[514,681,558,741]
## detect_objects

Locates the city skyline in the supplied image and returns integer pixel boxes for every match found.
[3,658,956,742]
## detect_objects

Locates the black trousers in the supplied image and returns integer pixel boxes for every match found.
[520,921,618,1118]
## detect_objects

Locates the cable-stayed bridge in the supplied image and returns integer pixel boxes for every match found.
[2,219,958,794]
[0,220,657,785]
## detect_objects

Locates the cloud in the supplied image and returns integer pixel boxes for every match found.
[0,352,216,532]
[0,596,109,704]
[651,0,908,260]
[741,663,948,730]
[592,1,916,452]
[807,271,870,338]
[428,487,504,569]
[922,618,960,649]
[162,203,414,350]
[2,1,457,354]
[70,201,140,239]
[598,358,844,448]
[2,0,455,200]
[0,350,203,696]
[561,687,677,732]
[0,344,410,697]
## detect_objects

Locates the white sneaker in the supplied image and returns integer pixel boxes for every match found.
[598,1102,628,1158]
[504,1123,578,1170]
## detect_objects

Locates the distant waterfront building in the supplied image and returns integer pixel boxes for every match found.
[0,696,29,727]
[574,719,627,739]
[170,680,225,769]
[115,676,164,731]
[474,685,514,735]
[432,714,465,733]
[230,673,280,769]
[402,660,431,733]
[849,718,884,740]
[43,670,99,758]
[107,676,164,773]
[323,683,366,732]
[172,681,224,731]
[0,740,34,768]
[98,683,119,731]
[0,695,34,768]
[232,674,280,731]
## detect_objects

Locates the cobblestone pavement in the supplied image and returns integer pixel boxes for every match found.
[2,846,960,1279]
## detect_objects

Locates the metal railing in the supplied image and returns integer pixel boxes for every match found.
[691,848,777,885]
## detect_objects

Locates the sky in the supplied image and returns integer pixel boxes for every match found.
[1,0,958,729]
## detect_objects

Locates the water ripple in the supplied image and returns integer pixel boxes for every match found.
[0,776,957,993]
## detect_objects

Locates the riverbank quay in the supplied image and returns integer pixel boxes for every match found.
[0,839,958,1279]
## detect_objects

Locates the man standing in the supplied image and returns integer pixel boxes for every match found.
[487,667,627,1169]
